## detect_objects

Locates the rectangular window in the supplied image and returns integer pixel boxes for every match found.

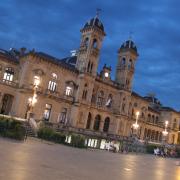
[3,68,14,82]
[48,81,57,92]
[43,104,52,121]
[65,86,72,96]
[59,108,67,124]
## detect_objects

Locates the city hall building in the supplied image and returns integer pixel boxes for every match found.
[0,15,179,145]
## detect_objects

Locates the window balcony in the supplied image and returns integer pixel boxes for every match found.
[0,79,18,87]
[44,89,74,102]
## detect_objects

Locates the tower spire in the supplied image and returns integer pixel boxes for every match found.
[128,31,133,48]
[96,8,101,18]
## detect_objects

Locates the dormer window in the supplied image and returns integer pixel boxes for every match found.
[3,67,14,82]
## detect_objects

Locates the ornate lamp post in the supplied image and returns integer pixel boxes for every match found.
[132,111,140,130]
[131,111,140,140]
[162,120,169,145]
[27,76,40,119]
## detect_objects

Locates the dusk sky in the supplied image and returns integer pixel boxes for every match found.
[1,0,180,110]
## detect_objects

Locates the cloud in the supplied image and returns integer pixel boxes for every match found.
[0,0,180,109]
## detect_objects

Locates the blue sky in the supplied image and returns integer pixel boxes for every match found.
[1,0,180,110]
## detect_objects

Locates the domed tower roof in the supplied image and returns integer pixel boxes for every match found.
[83,17,104,32]
[119,40,138,55]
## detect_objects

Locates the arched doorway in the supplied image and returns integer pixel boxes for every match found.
[103,117,110,132]
[1,94,14,115]
[93,115,101,131]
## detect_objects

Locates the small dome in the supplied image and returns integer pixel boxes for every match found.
[83,17,104,32]
[120,40,138,54]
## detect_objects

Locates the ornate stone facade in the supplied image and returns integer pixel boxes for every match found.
[0,15,179,144]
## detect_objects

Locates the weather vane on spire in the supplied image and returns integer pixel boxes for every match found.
[129,31,134,40]
[96,8,101,18]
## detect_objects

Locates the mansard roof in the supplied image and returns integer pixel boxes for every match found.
[0,49,19,64]
[30,51,78,73]
[160,106,180,114]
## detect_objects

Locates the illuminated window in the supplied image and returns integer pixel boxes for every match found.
[3,67,14,81]
[65,86,73,96]
[48,73,57,91]
[48,81,57,91]
[59,108,67,124]
[43,104,52,121]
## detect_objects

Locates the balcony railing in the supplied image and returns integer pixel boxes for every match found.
[91,102,114,113]
[0,79,18,87]
[44,89,74,102]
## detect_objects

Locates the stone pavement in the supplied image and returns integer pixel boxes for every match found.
[0,137,179,180]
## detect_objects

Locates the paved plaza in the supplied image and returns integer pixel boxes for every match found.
[0,138,179,180]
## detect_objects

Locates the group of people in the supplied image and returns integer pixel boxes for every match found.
[154,147,177,158]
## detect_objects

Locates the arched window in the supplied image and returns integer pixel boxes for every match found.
[155,116,159,124]
[151,130,155,140]
[147,114,151,122]
[65,81,75,96]
[90,63,93,73]
[91,89,96,104]
[82,84,88,100]
[147,129,151,138]
[87,61,90,72]
[121,58,126,66]
[3,67,14,82]
[132,108,134,116]
[119,121,124,133]
[122,103,126,112]
[144,128,147,139]
[84,37,89,47]
[97,91,104,107]
[173,119,177,129]
[152,115,155,123]
[128,103,132,115]
[58,108,67,124]
[155,131,159,141]
[94,115,101,131]
[92,39,98,48]
[86,113,92,129]
[48,73,57,92]
[103,117,110,132]
[128,59,133,69]
[105,94,113,108]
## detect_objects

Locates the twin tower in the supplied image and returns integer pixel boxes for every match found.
[76,15,138,91]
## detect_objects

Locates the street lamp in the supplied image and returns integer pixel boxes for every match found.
[27,76,40,118]
[132,111,140,130]
[162,120,169,137]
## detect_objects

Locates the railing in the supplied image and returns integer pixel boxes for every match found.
[91,102,114,113]
[0,79,18,87]
[44,89,74,102]
[43,121,131,142]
